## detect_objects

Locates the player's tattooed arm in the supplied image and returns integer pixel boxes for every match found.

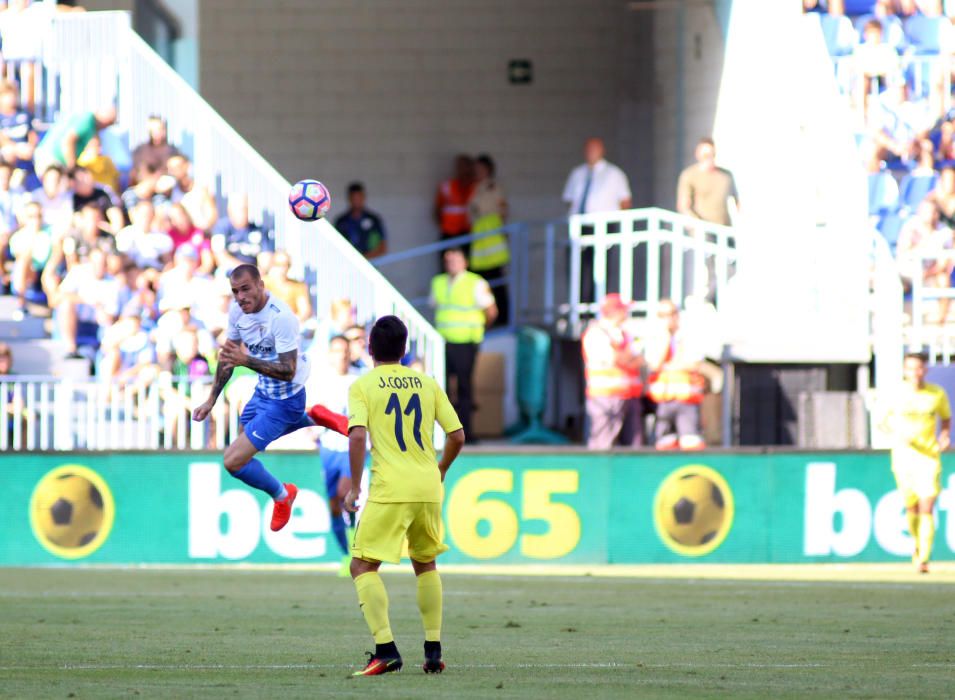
[208,360,235,403]
[238,350,297,383]
[192,357,234,423]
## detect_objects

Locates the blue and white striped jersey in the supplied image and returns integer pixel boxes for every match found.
[227,295,309,400]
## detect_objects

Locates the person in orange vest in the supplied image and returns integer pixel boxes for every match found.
[645,299,706,450]
[581,293,644,449]
[433,155,476,256]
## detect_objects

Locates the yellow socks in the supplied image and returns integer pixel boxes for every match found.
[917,513,935,565]
[354,572,393,644]
[416,570,443,642]
[907,510,920,558]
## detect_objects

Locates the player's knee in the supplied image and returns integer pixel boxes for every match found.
[350,557,377,578]
[223,453,244,473]
[411,558,437,576]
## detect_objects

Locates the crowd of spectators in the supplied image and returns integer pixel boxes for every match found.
[0,77,308,397]
[808,1,955,323]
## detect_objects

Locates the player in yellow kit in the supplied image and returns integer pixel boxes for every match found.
[883,352,951,573]
[343,315,465,676]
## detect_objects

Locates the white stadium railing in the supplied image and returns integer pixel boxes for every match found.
[32,12,445,382]
[0,377,245,451]
[566,207,738,337]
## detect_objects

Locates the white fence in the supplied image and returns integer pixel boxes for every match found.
[0,377,247,451]
[566,207,738,336]
[32,12,445,383]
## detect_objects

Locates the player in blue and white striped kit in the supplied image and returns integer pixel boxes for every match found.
[192,263,346,531]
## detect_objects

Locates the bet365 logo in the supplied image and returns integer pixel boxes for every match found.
[654,465,735,556]
[30,465,115,559]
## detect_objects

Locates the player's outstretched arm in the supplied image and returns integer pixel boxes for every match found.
[220,344,297,383]
[438,428,465,482]
[192,359,234,422]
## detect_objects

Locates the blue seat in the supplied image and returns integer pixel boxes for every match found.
[821,15,858,56]
[877,213,905,254]
[903,15,946,54]
[845,0,877,13]
[868,171,900,216]
[898,172,938,212]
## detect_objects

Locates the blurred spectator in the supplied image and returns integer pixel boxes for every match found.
[52,247,121,358]
[116,200,173,270]
[31,165,73,235]
[563,137,632,303]
[0,0,55,113]
[157,243,214,312]
[434,155,476,253]
[333,181,387,259]
[468,154,510,327]
[0,80,37,190]
[0,341,11,375]
[645,300,706,450]
[897,200,954,321]
[430,247,497,438]
[343,324,371,371]
[98,302,157,386]
[676,137,739,226]
[71,165,124,233]
[0,159,25,245]
[33,106,117,174]
[159,325,212,444]
[166,203,213,273]
[328,297,356,339]
[563,137,632,216]
[77,135,121,195]
[854,19,902,119]
[853,0,905,51]
[263,250,312,324]
[927,165,955,227]
[165,155,217,231]
[581,293,643,449]
[8,200,52,313]
[121,163,170,212]
[131,115,179,183]
[211,193,274,270]
[870,81,934,162]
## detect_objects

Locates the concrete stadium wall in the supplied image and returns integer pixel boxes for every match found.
[83,1,724,295]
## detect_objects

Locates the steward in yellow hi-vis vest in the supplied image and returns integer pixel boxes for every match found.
[880,351,951,574]
[429,247,497,437]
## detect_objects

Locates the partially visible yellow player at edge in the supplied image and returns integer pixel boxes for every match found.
[882,352,951,574]
[343,314,465,676]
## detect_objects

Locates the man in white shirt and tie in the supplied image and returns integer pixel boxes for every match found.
[562,138,632,303]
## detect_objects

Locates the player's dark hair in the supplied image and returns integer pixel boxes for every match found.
[369,315,407,362]
[347,181,365,196]
[904,351,929,364]
[698,136,715,147]
[229,263,261,282]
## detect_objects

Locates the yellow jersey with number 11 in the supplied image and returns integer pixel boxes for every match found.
[348,364,462,504]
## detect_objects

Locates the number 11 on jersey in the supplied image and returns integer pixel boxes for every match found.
[385,392,423,451]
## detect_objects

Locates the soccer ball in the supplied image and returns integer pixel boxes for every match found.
[655,470,728,549]
[32,472,105,549]
[288,179,331,221]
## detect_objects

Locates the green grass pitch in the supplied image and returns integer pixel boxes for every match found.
[1,565,953,698]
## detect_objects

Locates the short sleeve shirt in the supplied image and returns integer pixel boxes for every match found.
[226,295,309,399]
[333,209,387,256]
[676,166,738,226]
[562,159,632,215]
[348,364,462,503]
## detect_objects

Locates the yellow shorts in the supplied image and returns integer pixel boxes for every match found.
[891,447,942,508]
[352,501,448,564]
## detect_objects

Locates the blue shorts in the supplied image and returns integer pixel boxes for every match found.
[240,389,313,451]
[320,448,349,499]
